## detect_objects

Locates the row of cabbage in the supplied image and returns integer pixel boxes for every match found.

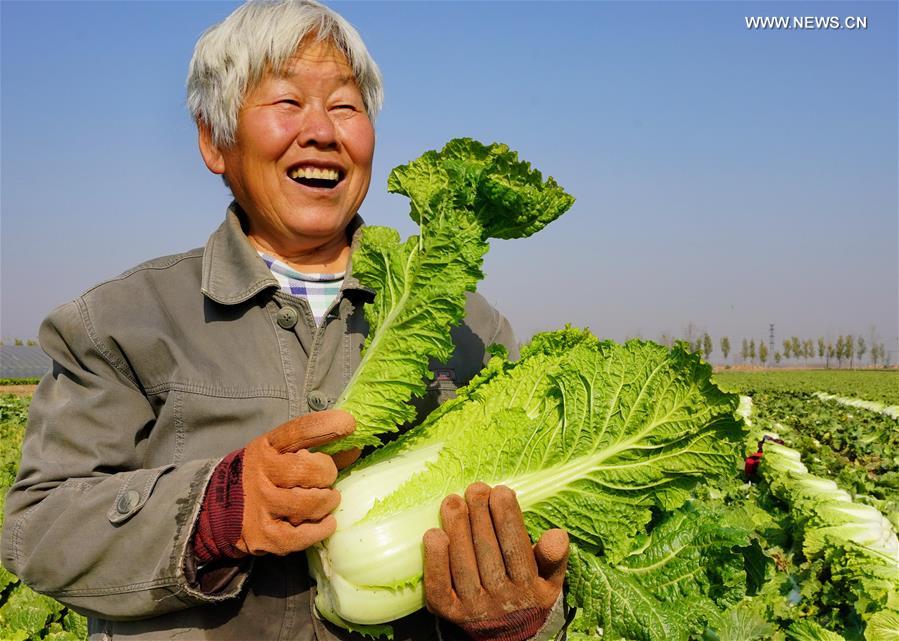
[741,390,899,525]
[693,385,897,641]
[811,393,899,422]
[761,438,898,640]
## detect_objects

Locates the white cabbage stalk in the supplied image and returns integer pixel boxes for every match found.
[764,444,808,476]
[766,443,802,460]
[737,395,754,424]
[813,504,899,563]
[311,444,443,625]
[798,477,839,492]
[768,457,808,475]
[796,476,852,502]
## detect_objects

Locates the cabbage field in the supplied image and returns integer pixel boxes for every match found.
[1,368,896,640]
[706,370,899,641]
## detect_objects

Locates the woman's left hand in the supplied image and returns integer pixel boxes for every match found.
[423,483,569,641]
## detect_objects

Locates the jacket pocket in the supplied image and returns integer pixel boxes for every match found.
[106,465,175,525]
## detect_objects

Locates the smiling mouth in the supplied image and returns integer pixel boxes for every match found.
[289,166,343,189]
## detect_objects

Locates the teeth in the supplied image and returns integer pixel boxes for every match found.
[290,167,340,182]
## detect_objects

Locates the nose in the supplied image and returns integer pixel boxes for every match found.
[296,102,337,149]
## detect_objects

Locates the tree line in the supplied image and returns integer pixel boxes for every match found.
[664,333,892,368]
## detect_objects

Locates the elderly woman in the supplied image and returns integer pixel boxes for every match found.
[1,2,567,640]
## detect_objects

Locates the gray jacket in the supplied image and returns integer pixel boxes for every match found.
[1,205,536,641]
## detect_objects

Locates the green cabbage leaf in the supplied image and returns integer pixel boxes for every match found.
[323,139,574,452]
[786,620,849,641]
[865,610,899,641]
[709,601,777,641]
[566,501,750,641]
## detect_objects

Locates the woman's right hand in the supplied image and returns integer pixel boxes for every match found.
[237,409,356,556]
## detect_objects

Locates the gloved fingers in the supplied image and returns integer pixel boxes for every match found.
[264,449,338,488]
[267,409,355,454]
[534,529,569,597]
[260,515,338,554]
[332,447,361,471]
[464,482,507,591]
[261,485,341,524]
[439,493,482,600]
[489,485,538,584]
[423,528,459,620]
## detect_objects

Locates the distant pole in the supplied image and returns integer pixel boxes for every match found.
[769,324,775,367]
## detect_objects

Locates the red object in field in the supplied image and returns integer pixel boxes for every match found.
[744,451,764,479]
[744,435,785,480]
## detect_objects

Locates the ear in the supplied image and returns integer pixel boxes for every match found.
[197,121,226,175]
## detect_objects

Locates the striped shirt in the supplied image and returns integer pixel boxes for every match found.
[257,252,344,326]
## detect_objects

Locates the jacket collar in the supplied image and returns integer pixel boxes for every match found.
[201,201,373,305]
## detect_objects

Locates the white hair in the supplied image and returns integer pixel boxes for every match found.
[187,0,383,149]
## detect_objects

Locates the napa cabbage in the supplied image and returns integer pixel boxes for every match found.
[308,329,745,635]
[309,138,747,639]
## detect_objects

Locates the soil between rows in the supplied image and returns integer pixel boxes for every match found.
[0,384,37,397]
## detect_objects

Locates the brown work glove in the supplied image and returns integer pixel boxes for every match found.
[237,409,357,556]
[193,411,359,564]
[423,483,569,641]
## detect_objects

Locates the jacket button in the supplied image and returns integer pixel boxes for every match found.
[117,490,141,515]
[276,306,298,329]
[307,390,328,411]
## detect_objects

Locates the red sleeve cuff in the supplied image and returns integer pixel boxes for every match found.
[193,449,247,564]
[460,607,550,641]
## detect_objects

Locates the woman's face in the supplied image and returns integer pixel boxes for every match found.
[203,40,375,255]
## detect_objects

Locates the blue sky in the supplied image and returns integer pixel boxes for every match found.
[2,1,896,362]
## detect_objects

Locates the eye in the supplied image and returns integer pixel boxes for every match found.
[277,99,300,107]
[330,103,364,120]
